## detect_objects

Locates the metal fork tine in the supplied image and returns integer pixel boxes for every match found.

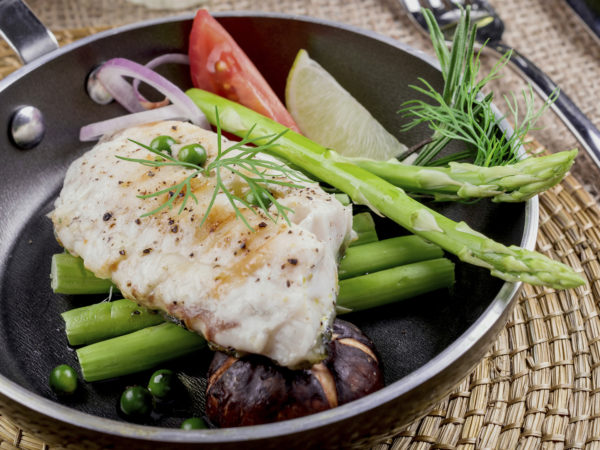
[426,0,443,8]
[428,0,456,18]
[403,0,422,13]
[422,0,462,25]
[402,0,429,30]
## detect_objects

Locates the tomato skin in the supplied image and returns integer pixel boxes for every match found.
[189,10,300,132]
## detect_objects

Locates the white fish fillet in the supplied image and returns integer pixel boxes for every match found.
[50,121,353,368]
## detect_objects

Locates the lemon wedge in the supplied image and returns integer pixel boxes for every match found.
[285,49,407,160]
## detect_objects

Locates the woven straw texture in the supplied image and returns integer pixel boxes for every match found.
[1,0,600,448]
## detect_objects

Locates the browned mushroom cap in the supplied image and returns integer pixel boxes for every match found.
[206,319,384,427]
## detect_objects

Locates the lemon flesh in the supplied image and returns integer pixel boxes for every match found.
[285,49,407,160]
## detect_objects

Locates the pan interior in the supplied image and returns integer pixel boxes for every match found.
[0,16,525,427]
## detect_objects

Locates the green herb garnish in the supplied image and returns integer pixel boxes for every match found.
[400,7,558,167]
[116,109,308,231]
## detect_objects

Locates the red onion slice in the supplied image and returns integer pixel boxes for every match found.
[95,57,208,127]
[132,53,190,108]
[80,57,209,141]
[80,104,188,141]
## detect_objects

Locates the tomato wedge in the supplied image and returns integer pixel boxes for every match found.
[189,10,300,132]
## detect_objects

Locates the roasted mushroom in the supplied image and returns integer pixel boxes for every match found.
[206,319,383,427]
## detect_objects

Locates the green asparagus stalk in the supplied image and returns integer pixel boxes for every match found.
[52,253,118,294]
[339,235,442,279]
[51,211,379,296]
[75,257,454,381]
[346,150,577,202]
[186,88,584,289]
[51,252,115,295]
[61,235,445,345]
[76,322,206,382]
[350,211,378,246]
[58,234,446,345]
[51,229,426,300]
[62,299,165,346]
[334,192,351,205]
[338,258,454,311]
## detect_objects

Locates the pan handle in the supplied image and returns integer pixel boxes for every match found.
[0,0,58,64]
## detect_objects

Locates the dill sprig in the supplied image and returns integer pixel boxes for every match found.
[400,7,557,167]
[116,109,308,231]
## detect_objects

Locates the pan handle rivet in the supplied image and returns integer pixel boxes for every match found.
[10,106,45,150]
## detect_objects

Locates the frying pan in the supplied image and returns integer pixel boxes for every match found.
[0,1,537,448]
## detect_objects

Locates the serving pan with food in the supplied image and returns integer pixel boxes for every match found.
[0,2,581,448]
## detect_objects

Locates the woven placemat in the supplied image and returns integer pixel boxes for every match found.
[1,1,600,448]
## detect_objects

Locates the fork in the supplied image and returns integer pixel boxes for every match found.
[400,0,600,169]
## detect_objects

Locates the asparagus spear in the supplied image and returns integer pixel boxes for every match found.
[77,323,206,382]
[62,299,165,346]
[75,258,454,381]
[51,252,114,295]
[52,229,433,299]
[334,192,351,205]
[339,235,442,279]
[58,235,448,345]
[186,89,584,290]
[350,211,378,247]
[51,229,418,298]
[61,244,449,347]
[50,210,379,295]
[346,150,577,202]
[339,258,453,311]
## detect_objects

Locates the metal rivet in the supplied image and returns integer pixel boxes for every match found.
[10,106,45,149]
[86,65,113,105]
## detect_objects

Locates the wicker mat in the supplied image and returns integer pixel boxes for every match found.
[1,3,600,448]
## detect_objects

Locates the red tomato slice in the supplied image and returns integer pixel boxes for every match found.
[189,10,300,132]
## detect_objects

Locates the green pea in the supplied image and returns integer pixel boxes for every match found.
[150,135,177,154]
[245,190,272,208]
[147,369,175,400]
[181,417,208,430]
[178,143,207,166]
[120,386,152,418]
[49,364,78,395]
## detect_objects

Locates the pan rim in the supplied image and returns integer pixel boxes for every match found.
[0,10,538,443]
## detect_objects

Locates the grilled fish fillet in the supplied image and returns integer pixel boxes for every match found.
[51,121,353,368]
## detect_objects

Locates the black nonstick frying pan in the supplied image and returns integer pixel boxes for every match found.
[0,1,537,448]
